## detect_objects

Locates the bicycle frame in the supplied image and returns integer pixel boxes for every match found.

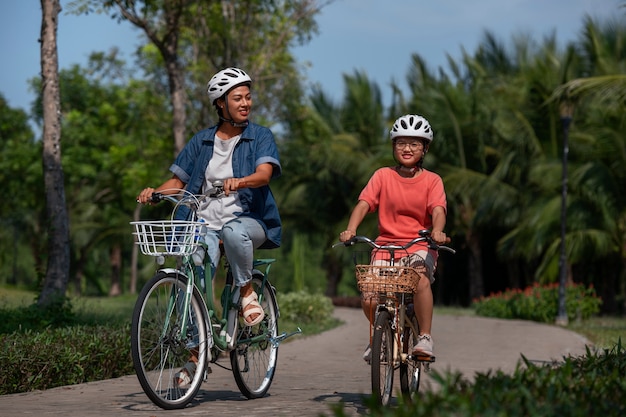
[160,249,279,354]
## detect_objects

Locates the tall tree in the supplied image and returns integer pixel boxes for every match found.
[70,0,325,155]
[278,72,386,296]
[0,96,41,287]
[39,0,71,306]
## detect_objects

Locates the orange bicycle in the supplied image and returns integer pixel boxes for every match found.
[335,230,454,405]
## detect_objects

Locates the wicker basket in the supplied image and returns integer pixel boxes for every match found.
[131,220,204,257]
[355,264,425,294]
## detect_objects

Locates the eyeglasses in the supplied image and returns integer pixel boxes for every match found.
[394,141,424,151]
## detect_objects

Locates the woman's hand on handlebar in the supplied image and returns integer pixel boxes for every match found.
[136,187,156,204]
[223,177,247,196]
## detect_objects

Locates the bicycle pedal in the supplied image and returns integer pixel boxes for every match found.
[413,354,436,363]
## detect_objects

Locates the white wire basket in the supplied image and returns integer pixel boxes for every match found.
[131,220,204,256]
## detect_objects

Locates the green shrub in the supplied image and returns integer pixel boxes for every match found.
[278,291,336,326]
[0,324,133,394]
[0,291,339,394]
[329,340,626,417]
[472,283,602,323]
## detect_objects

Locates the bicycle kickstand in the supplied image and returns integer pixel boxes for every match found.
[270,327,303,347]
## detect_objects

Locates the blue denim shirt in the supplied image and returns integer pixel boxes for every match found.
[170,122,282,249]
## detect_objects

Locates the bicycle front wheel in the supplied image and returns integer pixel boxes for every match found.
[230,275,279,398]
[371,309,394,406]
[400,312,422,398]
[131,271,209,410]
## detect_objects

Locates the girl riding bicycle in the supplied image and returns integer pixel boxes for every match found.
[339,114,447,360]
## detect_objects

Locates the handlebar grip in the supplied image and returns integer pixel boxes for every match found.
[149,192,164,203]
[331,238,356,248]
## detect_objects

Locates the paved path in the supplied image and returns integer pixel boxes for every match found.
[0,307,590,416]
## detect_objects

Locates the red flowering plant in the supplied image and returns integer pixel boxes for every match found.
[472,283,602,323]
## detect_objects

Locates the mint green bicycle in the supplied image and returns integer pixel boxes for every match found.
[130,184,299,409]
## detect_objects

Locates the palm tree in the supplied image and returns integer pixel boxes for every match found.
[277,72,386,296]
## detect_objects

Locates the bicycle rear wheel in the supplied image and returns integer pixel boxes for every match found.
[230,275,279,398]
[400,311,422,398]
[131,271,209,409]
[371,309,394,406]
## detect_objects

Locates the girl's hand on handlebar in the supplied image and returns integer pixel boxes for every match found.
[136,187,156,204]
[431,230,449,245]
[339,229,356,243]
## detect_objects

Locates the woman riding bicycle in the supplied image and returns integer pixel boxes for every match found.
[137,67,282,382]
[339,114,447,360]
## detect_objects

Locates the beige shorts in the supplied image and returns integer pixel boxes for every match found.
[371,250,437,284]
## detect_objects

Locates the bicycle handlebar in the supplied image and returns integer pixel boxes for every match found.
[140,181,232,206]
[333,229,455,254]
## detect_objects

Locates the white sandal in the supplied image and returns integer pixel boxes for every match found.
[241,291,265,326]
[174,360,197,387]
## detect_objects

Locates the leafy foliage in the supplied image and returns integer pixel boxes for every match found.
[277,290,336,325]
[0,324,132,395]
[329,341,626,417]
[472,283,602,322]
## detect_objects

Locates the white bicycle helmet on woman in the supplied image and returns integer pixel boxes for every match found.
[389,114,434,142]
[207,67,252,127]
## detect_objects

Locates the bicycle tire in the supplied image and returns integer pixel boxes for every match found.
[371,309,394,406]
[400,311,422,398]
[230,275,279,398]
[131,271,209,409]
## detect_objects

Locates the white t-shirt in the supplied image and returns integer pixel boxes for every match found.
[198,134,244,230]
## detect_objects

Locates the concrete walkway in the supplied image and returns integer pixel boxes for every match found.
[0,307,591,416]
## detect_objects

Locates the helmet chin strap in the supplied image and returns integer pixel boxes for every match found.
[218,114,249,128]
[219,97,249,128]
[398,165,419,175]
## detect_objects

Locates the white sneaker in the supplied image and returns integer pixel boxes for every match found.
[363,344,371,363]
[411,334,434,357]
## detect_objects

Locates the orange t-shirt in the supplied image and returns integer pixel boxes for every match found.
[358,167,447,244]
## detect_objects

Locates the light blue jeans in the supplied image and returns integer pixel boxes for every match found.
[203,217,266,287]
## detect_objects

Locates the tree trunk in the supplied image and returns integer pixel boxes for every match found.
[109,243,122,296]
[38,0,70,307]
[324,251,342,297]
[111,0,187,156]
[166,58,187,156]
[130,204,141,294]
[467,231,484,303]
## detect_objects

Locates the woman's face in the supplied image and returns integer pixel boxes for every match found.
[393,137,427,166]
[220,85,252,124]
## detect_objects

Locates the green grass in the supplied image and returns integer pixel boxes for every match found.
[568,316,626,350]
[0,287,36,308]
[0,286,335,338]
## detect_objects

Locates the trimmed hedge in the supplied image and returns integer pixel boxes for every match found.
[0,324,133,394]
[472,283,602,323]
[0,291,337,394]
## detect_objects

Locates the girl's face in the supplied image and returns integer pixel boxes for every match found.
[219,85,252,123]
[393,137,427,166]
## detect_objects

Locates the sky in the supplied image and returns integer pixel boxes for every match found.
[0,0,620,115]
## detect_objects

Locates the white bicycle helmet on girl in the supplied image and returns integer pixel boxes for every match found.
[206,67,252,104]
[390,114,434,142]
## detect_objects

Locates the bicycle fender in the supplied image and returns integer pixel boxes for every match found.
[158,267,188,278]
[253,271,280,319]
